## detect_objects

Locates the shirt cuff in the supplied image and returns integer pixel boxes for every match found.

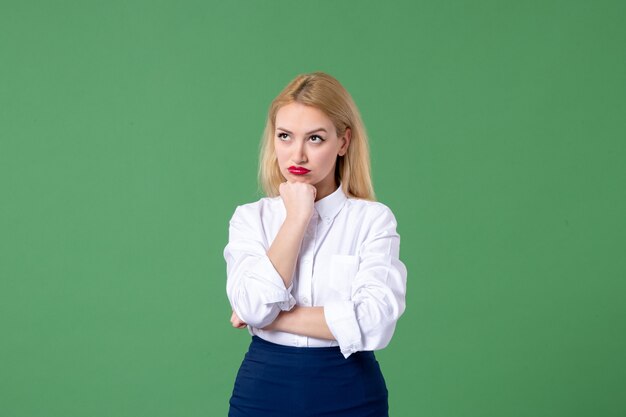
[246,255,296,311]
[324,300,363,359]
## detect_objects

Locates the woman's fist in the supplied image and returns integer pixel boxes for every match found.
[279,181,317,223]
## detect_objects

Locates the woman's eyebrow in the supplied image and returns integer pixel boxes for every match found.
[276,127,327,135]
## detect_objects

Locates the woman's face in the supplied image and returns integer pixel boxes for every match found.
[274,102,350,200]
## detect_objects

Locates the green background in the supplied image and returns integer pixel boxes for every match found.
[1,1,625,416]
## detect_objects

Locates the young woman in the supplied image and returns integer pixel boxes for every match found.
[224,72,407,417]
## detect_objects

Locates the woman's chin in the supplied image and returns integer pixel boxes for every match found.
[286,175,312,183]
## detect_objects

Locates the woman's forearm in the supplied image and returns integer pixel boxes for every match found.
[263,306,336,341]
[267,215,308,288]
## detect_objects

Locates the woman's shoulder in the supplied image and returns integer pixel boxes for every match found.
[345,196,397,218]
[228,195,283,221]
[344,197,401,234]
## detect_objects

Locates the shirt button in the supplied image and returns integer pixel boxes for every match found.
[302,297,309,305]
[324,216,331,224]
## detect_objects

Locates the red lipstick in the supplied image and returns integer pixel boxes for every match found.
[288,166,311,175]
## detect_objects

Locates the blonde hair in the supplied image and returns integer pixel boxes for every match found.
[259,72,375,201]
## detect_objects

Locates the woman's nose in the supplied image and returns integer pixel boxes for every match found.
[292,140,307,164]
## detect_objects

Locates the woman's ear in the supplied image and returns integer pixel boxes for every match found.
[339,127,351,156]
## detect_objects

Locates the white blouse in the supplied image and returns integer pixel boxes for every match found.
[224,185,407,358]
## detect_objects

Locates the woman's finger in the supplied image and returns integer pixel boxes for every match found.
[230,310,247,328]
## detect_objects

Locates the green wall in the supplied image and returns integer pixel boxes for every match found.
[1,1,624,416]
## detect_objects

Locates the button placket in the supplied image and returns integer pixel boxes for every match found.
[300,216,318,347]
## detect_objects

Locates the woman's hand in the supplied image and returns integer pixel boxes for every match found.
[279,181,317,224]
[230,310,247,329]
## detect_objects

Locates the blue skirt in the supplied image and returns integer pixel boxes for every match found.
[228,336,388,417]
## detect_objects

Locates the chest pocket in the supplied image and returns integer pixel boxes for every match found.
[328,254,360,300]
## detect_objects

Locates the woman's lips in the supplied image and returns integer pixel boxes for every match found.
[288,166,311,175]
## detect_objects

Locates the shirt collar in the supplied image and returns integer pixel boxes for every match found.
[314,183,347,222]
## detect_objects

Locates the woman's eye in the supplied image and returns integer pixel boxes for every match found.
[277,132,289,140]
[309,135,324,143]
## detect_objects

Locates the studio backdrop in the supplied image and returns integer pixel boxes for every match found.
[1,1,624,416]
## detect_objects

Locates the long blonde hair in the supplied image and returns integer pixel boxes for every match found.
[259,72,375,201]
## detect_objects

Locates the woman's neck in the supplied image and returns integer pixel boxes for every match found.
[314,180,339,202]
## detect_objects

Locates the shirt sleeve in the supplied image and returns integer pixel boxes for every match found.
[323,205,407,358]
[224,205,296,329]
